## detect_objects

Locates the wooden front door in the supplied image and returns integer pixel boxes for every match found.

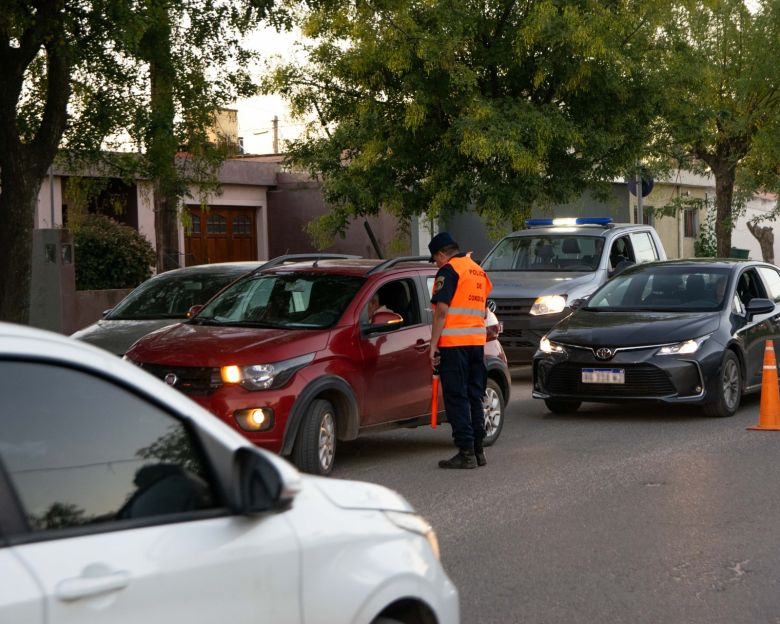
[184,206,258,265]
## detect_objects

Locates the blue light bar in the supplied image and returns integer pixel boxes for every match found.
[525,217,613,227]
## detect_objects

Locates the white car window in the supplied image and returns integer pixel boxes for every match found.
[630,231,658,263]
[758,266,780,303]
[0,361,219,533]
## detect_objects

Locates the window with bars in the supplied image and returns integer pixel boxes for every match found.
[189,214,201,235]
[634,204,655,226]
[233,215,251,235]
[684,209,699,238]
[207,214,227,234]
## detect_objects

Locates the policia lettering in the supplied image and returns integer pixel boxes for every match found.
[428,232,493,469]
[438,256,489,346]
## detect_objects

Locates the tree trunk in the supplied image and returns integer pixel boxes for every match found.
[0,164,38,324]
[713,165,737,258]
[0,33,71,323]
[747,221,774,264]
[143,2,181,272]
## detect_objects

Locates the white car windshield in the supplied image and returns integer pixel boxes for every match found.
[482,235,604,272]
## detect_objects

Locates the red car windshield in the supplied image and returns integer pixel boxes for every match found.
[193,273,365,329]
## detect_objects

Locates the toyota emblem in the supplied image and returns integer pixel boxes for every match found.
[164,373,178,386]
[595,347,614,361]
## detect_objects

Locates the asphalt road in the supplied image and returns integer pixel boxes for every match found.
[331,367,780,624]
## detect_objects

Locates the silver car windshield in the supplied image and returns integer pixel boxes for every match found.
[108,271,244,320]
[194,273,365,329]
[586,266,732,312]
[482,235,604,272]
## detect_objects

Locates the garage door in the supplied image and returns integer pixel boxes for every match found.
[184,206,258,265]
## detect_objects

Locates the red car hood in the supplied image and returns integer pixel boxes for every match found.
[127,323,331,367]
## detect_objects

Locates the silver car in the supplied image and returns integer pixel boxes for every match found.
[72,262,261,355]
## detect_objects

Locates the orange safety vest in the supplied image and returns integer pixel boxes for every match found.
[437,255,492,347]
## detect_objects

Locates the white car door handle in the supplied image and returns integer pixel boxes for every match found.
[55,569,130,602]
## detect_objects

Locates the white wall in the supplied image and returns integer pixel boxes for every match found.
[34,172,63,228]
[732,193,779,262]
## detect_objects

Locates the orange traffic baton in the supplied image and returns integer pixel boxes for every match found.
[749,339,780,431]
[431,356,440,429]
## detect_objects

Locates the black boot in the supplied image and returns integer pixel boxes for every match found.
[438,449,477,469]
[474,441,486,467]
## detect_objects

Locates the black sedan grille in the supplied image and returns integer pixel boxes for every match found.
[138,363,221,396]
[543,363,675,397]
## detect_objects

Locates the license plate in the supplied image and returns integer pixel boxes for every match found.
[582,368,625,384]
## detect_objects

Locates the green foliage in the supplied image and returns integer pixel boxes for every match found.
[264,0,672,242]
[74,215,156,290]
[653,0,780,254]
[694,199,717,258]
[0,0,285,321]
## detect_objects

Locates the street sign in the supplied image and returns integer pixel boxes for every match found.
[628,176,654,197]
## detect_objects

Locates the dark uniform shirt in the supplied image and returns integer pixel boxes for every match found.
[431,253,468,307]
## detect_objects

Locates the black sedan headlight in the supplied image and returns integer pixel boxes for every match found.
[656,334,712,356]
[539,335,566,354]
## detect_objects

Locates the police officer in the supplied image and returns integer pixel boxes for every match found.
[429,232,492,469]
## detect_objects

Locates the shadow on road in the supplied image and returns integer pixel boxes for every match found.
[533,391,760,423]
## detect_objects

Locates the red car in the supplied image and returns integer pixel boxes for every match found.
[126,255,511,474]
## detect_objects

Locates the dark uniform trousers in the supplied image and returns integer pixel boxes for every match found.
[439,345,487,450]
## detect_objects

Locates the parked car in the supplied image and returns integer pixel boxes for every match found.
[481,217,667,365]
[125,256,511,475]
[532,259,780,417]
[0,322,459,624]
[71,261,262,355]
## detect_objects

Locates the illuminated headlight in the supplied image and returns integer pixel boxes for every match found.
[220,353,315,390]
[530,295,567,315]
[384,511,440,559]
[656,334,712,356]
[539,336,565,354]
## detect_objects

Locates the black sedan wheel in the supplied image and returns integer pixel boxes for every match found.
[544,399,581,414]
[703,350,741,418]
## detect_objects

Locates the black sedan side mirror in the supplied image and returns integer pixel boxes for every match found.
[746,298,776,318]
[569,298,588,311]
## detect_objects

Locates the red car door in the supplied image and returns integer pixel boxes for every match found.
[359,278,431,424]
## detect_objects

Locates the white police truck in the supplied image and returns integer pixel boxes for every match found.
[481,217,667,365]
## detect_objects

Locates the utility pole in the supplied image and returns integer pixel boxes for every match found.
[272,115,279,154]
[636,163,643,224]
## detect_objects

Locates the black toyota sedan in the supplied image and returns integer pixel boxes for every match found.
[532,259,780,417]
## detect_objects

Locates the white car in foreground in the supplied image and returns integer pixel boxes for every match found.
[0,322,458,624]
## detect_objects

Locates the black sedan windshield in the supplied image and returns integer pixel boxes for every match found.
[587,266,731,312]
[195,273,365,329]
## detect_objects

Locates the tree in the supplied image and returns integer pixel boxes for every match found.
[655,0,780,258]
[0,0,281,324]
[128,0,281,271]
[747,218,774,263]
[263,0,672,243]
[0,1,138,324]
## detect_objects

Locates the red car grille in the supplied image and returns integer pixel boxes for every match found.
[139,363,221,396]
